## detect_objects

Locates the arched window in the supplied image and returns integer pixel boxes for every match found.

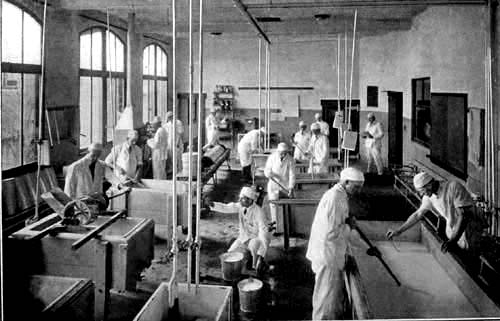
[79,28,125,148]
[142,44,167,123]
[1,0,41,170]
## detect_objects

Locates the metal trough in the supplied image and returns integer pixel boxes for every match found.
[4,275,94,321]
[9,213,155,320]
[134,283,233,321]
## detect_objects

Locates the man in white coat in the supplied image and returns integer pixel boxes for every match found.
[147,117,169,179]
[362,112,384,175]
[164,111,184,174]
[210,186,270,273]
[264,143,296,233]
[238,127,266,182]
[293,121,311,162]
[105,130,143,184]
[65,143,106,199]
[314,113,330,137]
[205,107,220,146]
[307,123,329,175]
[307,167,378,320]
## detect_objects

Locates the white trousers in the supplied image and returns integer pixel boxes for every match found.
[228,238,267,268]
[312,263,346,320]
[366,146,384,175]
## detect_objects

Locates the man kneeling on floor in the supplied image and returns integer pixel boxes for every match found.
[210,186,270,274]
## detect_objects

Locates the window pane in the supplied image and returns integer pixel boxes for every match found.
[2,1,23,63]
[106,77,124,140]
[149,80,155,116]
[23,74,38,164]
[142,79,149,124]
[423,78,431,101]
[149,46,155,76]
[157,80,168,117]
[143,45,151,75]
[158,48,167,77]
[80,31,91,69]
[23,12,41,65]
[115,39,124,72]
[92,77,103,143]
[91,30,102,70]
[106,31,116,71]
[415,80,423,103]
[79,76,91,148]
[1,73,22,169]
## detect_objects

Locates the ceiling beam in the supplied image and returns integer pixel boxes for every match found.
[232,0,271,44]
[245,0,487,9]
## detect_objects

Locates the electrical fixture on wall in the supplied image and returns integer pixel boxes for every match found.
[314,13,331,24]
[210,31,222,36]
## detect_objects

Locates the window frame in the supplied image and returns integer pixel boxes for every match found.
[411,77,431,147]
[79,27,126,150]
[142,43,168,123]
[1,0,42,171]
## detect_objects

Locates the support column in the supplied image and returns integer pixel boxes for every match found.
[126,12,143,129]
[492,1,499,207]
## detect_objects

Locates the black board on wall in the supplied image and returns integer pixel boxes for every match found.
[430,93,468,179]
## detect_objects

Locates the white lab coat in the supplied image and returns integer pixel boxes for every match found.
[316,120,330,136]
[205,114,219,145]
[64,156,106,199]
[306,183,360,320]
[264,152,296,200]
[211,201,270,266]
[238,129,262,167]
[164,120,184,173]
[364,120,384,175]
[308,134,329,174]
[147,127,169,179]
[293,130,311,162]
[105,142,143,181]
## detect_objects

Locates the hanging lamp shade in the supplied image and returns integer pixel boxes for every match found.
[115,105,135,130]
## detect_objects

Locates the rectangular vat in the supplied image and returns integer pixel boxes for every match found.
[9,213,155,320]
[346,221,500,319]
[4,275,94,321]
[134,283,233,321]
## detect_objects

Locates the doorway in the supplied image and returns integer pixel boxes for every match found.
[387,91,403,166]
[321,99,360,154]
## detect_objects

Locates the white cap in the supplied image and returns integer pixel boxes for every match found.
[311,123,320,130]
[260,127,266,133]
[127,129,138,139]
[277,142,289,152]
[413,172,432,190]
[240,186,258,201]
[314,113,321,119]
[88,142,103,152]
[299,121,306,127]
[367,112,375,119]
[340,167,365,182]
[151,116,162,124]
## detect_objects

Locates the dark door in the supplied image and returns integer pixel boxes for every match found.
[321,99,360,154]
[388,91,403,166]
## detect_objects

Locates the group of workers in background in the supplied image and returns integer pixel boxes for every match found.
[62,105,486,320]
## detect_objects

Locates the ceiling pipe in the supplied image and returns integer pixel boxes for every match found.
[245,0,486,9]
[232,0,271,44]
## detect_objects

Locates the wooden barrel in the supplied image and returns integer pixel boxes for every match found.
[220,252,244,282]
[237,277,263,313]
[2,178,17,216]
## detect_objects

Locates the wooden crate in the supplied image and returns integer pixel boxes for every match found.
[4,275,94,321]
[134,283,233,321]
[10,214,155,321]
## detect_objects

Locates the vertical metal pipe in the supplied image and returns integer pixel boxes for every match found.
[168,0,179,309]
[187,0,194,291]
[266,43,271,150]
[258,39,262,149]
[337,36,341,161]
[34,0,48,221]
[195,0,204,291]
[107,9,117,185]
[344,29,348,167]
[346,10,358,168]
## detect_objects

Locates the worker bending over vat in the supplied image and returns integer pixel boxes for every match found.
[64,143,106,199]
[306,167,379,320]
[314,113,330,137]
[105,130,143,184]
[387,171,487,256]
[264,142,295,233]
[210,186,270,274]
[238,127,266,182]
[164,111,184,175]
[205,107,220,146]
[293,121,311,163]
[362,112,384,175]
[147,117,169,179]
[306,123,329,175]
